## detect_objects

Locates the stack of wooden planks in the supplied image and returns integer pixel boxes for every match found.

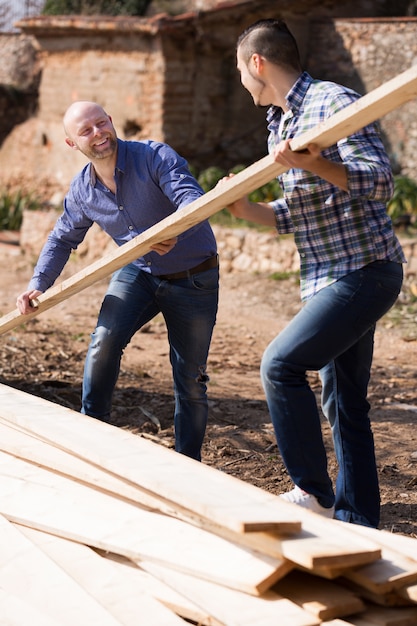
[0,383,417,625]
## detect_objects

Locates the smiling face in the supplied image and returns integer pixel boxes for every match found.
[64,102,118,161]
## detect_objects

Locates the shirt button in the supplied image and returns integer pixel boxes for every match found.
[300,252,306,258]
[119,205,123,211]
[128,225,133,230]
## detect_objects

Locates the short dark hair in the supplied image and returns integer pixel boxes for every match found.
[237,19,301,72]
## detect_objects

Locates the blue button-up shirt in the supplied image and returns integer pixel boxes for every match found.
[29,139,217,292]
[268,72,405,301]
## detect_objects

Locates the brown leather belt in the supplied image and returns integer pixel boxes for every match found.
[157,254,219,281]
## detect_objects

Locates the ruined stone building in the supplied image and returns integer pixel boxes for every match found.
[0,0,416,197]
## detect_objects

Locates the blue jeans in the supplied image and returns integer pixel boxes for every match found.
[260,261,403,527]
[81,262,219,461]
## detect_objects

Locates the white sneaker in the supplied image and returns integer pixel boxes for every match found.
[280,485,335,519]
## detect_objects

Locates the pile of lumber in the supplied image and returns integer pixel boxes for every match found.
[0,383,417,625]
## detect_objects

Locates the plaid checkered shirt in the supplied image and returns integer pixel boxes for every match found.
[267,71,405,301]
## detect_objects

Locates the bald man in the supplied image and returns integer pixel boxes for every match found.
[16,101,219,461]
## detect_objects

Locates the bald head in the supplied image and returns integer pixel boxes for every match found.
[63,101,117,161]
[63,101,109,138]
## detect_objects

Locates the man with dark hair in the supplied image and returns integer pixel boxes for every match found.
[227,19,405,526]
[16,101,219,462]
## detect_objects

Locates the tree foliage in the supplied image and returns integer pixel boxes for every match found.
[42,0,152,16]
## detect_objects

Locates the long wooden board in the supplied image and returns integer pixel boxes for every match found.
[0,450,288,596]
[0,514,123,625]
[0,383,303,535]
[273,570,365,621]
[0,587,60,626]
[0,419,172,511]
[347,604,417,625]
[1,63,417,335]
[142,560,321,626]
[0,419,380,577]
[18,526,196,626]
[0,414,378,570]
[334,522,417,595]
[0,383,385,575]
[0,383,382,569]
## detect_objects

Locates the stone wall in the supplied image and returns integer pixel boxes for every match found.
[0,34,40,145]
[19,210,417,282]
[1,12,417,198]
[307,18,417,177]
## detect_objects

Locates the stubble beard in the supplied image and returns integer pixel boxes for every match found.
[84,134,118,160]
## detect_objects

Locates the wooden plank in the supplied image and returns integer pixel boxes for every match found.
[342,547,417,595]
[0,383,303,536]
[0,384,383,572]
[0,415,381,573]
[347,604,417,625]
[272,570,365,621]
[0,417,296,566]
[1,63,417,336]
[18,526,196,626]
[398,583,417,605]
[0,587,61,626]
[0,430,381,583]
[0,513,123,625]
[0,419,174,511]
[317,549,417,596]
[142,560,321,626]
[0,450,288,596]
[92,548,218,626]
[267,507,381,570]
[340,579,415,609]
[332,522,417,594]
[345,526,417,563]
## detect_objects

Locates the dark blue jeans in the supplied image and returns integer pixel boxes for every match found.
[260,261,403,527]
[81,263,219,461]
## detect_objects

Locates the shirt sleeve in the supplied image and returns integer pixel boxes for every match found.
[149,142,207,241]
[339,125,394,202]
[151,142,203,206]
[28,190,93,292]
[270,197,294,234]
[320,88,394,203]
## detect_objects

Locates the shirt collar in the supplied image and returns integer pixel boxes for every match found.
[266,71,313,125]
[88,138,125,186]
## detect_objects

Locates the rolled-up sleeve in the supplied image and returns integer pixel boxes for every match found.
[339,128,394,203]
[270,197,294,234]
[28,194,92,292]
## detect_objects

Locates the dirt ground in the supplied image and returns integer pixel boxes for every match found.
[0,234,416,537]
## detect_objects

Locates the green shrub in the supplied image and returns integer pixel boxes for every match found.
[387,175,417,228]
[42,0,151,16]
[0,190,42,231]
[196,164,282,229]
[197,166,226,193]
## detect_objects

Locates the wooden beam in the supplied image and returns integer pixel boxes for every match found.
[0,416,378,573]
[0,383,383,575]
[0,383,303,537]
[273,570,365,621]
[0,514,125,625]
[141,560,321,626]
[0,451,288,597]
[18,527,199,626]
[1,63,417,335]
